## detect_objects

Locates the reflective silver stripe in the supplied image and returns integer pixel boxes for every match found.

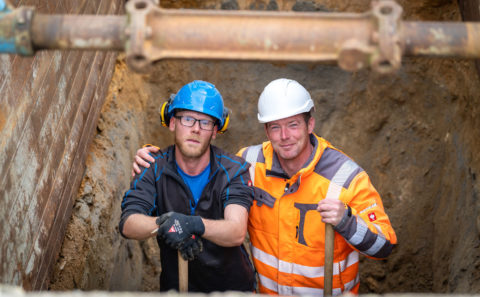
[331,160,358,187]
[252,246,359,278]
[279,260,293,274]
[325,182,342,200]
[344,273,360,292]
[252,245,278,269]
[349,217,369,245]
[333,288,343,296]
[373,223,383,234]
[245,144,262,184]
[259,272,357,296]
[279,283,294,296]
[325,159,358,200]
[293,284,343,296]
[258,273,279,293]
[259,273,324,296]
[359,202,377,214]
[366,233,387,255]
[293,261,324,278]
[343,251,359,273]
[349,217,390,256]
[293,285,325,296]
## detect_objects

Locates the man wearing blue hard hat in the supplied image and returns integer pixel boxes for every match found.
[119,80,255,292]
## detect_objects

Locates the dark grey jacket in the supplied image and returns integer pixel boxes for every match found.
[119,145,255,292]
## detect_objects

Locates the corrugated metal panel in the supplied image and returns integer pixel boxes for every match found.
[0,0,123,290]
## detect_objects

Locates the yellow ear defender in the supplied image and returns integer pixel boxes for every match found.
[217,107,230,133]
[159,95,175,127]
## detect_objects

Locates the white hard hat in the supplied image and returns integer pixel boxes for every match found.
[257,78,314,123]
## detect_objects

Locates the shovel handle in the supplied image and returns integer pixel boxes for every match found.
[178,251,188,292]
[324,223,334,296]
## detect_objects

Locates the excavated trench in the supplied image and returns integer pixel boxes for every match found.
[48,0,480,293]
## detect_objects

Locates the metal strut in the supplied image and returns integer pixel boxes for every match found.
[1,0,480,73]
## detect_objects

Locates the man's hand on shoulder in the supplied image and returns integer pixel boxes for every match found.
[131,145,159,177]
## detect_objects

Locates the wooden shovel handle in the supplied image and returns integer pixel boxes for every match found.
[178,251,188,292]
[324,223,334,296]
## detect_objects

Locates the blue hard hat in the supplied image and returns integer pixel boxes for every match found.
[168,80,227,128]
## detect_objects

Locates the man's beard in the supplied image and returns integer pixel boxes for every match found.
[174,134,212,159]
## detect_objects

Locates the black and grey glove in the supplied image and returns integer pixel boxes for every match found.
[156,211,205,249]
[179,236,203,261]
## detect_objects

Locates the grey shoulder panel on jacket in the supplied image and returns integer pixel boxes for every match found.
[241,144,265,164]
[314,147,364,189]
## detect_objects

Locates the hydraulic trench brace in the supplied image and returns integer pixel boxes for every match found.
[151,228,188,292]
[2,0,480,73]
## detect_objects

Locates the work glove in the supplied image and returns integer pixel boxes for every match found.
[179,236,203,261]
[156,211,205,249]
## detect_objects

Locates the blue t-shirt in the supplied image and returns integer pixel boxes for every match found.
[177,162,210,214]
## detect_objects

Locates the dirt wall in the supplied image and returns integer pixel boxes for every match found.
[49,0,480,293]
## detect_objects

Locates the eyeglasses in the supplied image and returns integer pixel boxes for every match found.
[174,115,215,131]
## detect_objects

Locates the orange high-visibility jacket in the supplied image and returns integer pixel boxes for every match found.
[239,134,397,296]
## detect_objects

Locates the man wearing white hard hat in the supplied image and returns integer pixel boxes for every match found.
[133,78,397,295]
[238,78,397,295]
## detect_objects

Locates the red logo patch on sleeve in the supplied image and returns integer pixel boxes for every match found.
[368,212,377,222]
[248,180,253,187]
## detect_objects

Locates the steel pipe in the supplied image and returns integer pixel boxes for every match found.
[124,0,480,73]
[125,0,377,71]
[2,0,480,73]
[31,14,126,51]
[137,9,372,61]
[402,22,480,58]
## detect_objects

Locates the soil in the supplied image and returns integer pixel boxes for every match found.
[49,0,480,293]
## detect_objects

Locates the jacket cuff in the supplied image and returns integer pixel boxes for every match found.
[333,206,353,233]
[192,215,206,235]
